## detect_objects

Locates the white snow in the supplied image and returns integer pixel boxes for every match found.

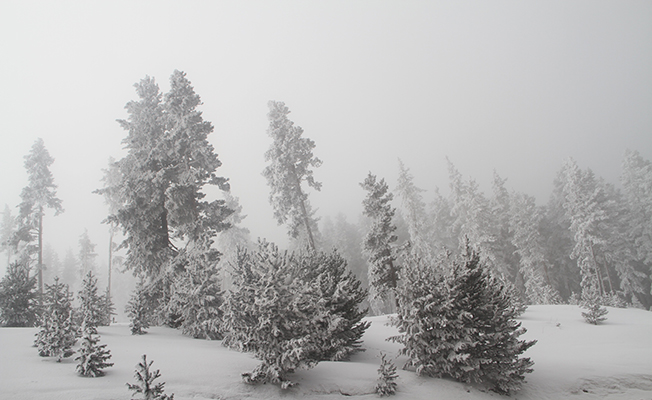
[1,305,651,400]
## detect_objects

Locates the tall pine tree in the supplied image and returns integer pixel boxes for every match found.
[262,101,322,251]
[97,71,231,279]
[13,138,64,297]
[360,173,399,312]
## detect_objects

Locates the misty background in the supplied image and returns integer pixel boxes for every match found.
[1,0,651,285]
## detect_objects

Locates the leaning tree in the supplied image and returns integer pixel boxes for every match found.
[263,101,322,251]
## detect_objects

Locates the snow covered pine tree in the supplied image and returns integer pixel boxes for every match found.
[34,277,77,362]
[127,354,174,400]
[376,352,399,397]
[75,320,113,377]
[222,241,369,388]
[125,279,150,335]
[0,261,38,327]
[390,248,536,394]
[78,271,105,328]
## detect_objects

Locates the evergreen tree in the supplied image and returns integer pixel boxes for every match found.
[34,277,77,361]
[75,320,113,377]
[395,159,432,258]
[127,354,174,400]
[621,150,652,306]
[13,138,64,297]
[99,286,116,326]
[510,192,560,304]
[390,248,535,394]
[60,248,78,290]
[168,237,224,339]
[262,100,322,251]
[95,157,123,304]
[621,150,652,267]
[581,290,608,325]
[214,191,252,291]
[446,160,502,277]
[0,261,38,327]
[428,187,457,251]
[321,213,369,291]
[222,242,369,388]
[296,249,370,361]
[541,171,580,300]
[560,159,615,300]
[376,352,399,397]
[97,71,231,279]
[1,204,16,266]
[41,244,62,286]
[126,279,150,335]
[78,229,98,279]
[360,173,399,307]
[97,71,233,329]
[77,271,104,328]
[489,172,521,287]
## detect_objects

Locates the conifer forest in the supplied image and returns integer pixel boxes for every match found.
[1,2,651,399]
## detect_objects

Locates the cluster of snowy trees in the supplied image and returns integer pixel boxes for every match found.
[322,154,652,313]
[2,68,650,395]
[87,72,370,389]
[30,271,114,377]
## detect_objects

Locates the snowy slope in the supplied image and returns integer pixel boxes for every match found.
[0,305,651,400]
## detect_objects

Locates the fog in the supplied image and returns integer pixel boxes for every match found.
[1,0,651,280]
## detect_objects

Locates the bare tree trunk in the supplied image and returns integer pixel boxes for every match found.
[108,226,113,299]
[290,164,316,251]
[37,211,43,301]
[298,196,316,251]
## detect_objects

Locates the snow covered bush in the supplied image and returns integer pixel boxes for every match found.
[125,279,151,335]
[389,249,536,395]
[0,262,38,327]
[222,241,369,388]
[34,277,77,362]
[127,354,174,400]
[75,320,113,377]
[581,291,608,325]
[375,352,398,397]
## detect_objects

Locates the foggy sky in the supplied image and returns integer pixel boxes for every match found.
[1,1,651,277]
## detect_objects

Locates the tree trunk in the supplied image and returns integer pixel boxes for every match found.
[37,211,43,300]
[298,196,316,251]
[290,164,316,251]
[108,226,113,299]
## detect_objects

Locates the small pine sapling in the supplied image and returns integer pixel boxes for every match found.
[126,354,174,400]
[581,291,608,325]
[376,353,398,397]
[75,320,113,377]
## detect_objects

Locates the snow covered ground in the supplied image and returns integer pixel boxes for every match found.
[1,305,651,400]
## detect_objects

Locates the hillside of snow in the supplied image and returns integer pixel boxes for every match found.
[1,305,651,400]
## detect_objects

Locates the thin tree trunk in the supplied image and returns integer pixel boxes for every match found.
[589,244,605,296]
[37,211,43,301]
[298,196,316,251]
[290,164,316,251]
[108,226,113,299]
